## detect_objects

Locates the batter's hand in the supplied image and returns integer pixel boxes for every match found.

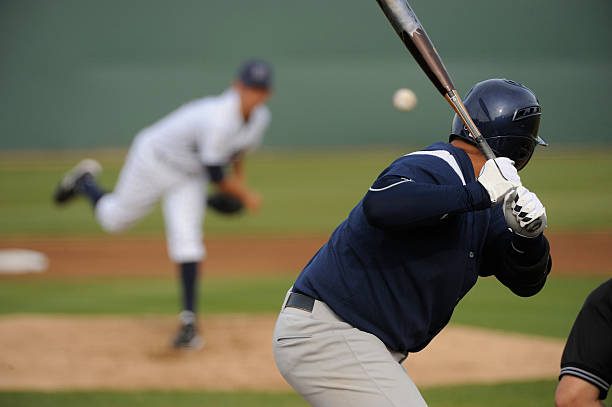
[478,157,521,205]
[503,186,547,238]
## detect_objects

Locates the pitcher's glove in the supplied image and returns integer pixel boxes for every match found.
[207,193,244,215]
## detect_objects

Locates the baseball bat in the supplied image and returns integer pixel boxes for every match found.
[375,0,496,160]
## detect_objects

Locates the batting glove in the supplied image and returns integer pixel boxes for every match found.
[503,186,547,238]
[477,157,521,206]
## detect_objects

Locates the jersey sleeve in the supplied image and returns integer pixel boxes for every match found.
[479,205,552,297]
[560,279,612,400]
[199,127,234,166]
[361,155,490,230]
[363,175,489,230]
[204,165,225,183]
[244,107,270,152]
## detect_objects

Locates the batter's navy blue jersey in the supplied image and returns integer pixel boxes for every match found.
[294,142,551,354]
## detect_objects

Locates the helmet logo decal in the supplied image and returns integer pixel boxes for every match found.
[504,79,523,87]
[513,105,541,121]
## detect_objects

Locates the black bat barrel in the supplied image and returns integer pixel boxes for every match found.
[376,0,455,96]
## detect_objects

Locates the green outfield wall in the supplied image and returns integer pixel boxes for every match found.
[1,0,610,149]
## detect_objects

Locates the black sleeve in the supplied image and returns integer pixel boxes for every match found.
[362,175,490,231]
[205,165,225,184]
[479,205,552,297]
[560,279,612,400]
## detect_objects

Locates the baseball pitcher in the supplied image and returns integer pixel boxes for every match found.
[273,79,552,406]
[54,60,273,349]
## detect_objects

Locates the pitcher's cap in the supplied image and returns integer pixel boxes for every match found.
[238,59,273,90]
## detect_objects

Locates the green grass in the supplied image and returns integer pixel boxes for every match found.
[519,149,612,230]
[5,380,609,407]
[0,391,308,407]
[0,149,394,236]
[421,380,610,407]
[0,275,295,315]
[1,149,610,407]
[451,275,607,339]
[1,148,611,236]
[0,274,607,340]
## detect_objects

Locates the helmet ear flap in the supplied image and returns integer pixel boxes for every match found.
[449,116,477,145]
[486,135,537,171]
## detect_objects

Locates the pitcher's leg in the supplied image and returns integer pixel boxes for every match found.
[162,176,206,264]
[95,141,168,233]
[162,176,206,349]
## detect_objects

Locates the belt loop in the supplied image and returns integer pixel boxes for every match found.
[281,287,293,311]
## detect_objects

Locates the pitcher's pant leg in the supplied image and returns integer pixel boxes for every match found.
[273,296,427,407]
[95,139,165,233]
[96,191,158,233]
[162,175,206,263]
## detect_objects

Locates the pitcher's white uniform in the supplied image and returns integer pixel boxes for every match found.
[95,88,270,263]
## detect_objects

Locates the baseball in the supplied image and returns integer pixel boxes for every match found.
[392,88,417,111]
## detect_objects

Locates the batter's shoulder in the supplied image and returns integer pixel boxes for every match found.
[384,142,466,183]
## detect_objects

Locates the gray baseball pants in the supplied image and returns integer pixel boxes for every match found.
[273,289,428,407]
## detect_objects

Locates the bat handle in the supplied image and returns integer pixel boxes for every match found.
[444,90,496,160]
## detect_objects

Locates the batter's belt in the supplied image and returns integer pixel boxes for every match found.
[285,291,315,312]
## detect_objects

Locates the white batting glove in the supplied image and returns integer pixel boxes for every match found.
[477,157,521,206]
[503,186,547,238]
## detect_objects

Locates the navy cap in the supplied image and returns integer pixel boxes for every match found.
[238,59,273,90]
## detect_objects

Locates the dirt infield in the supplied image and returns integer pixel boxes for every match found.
[0,230,610,277]
[0,315,563,391]
[0,231,605,392]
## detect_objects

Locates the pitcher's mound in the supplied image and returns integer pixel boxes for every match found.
[0,315,563,391]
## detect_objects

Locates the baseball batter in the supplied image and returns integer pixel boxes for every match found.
[273,79,552,406]
[54,60,273,349]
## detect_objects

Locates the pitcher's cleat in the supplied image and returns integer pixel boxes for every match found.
[172,322,205,350]
[172,310,204,350]
[53,159,102,204]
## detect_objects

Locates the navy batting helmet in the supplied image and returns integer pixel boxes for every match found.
[450,79,547,170]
